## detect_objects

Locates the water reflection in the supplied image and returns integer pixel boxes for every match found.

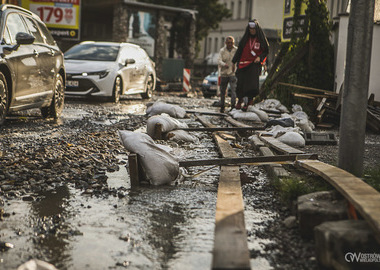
[30,185,72,270]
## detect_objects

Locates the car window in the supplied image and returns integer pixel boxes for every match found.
[37,21,56,46]
[119,46,137,63]
[2,27,11,45]
[22,16,44,44]
[6,13,29,44]
[65,44,120,61]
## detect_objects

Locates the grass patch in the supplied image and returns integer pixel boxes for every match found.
[272,175,332,204]
[364,166,380,192]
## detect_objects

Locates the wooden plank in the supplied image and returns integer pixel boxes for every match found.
[225,116,253,127]
[179,154,318,167]
[293,93,316,100]
[316,97,327,112]
[278,82,338,96]
[297,160,380,244]
[128,153,139,188]
[259,134,305,155]
[196,115,250,269]
[259,146,290,178]
[248,134,265,150]
[186,110,227,116]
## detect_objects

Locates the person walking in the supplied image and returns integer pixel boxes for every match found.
[217,36,237,113]
[232,19,269,111]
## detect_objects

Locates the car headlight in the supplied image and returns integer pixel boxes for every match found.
[203,79,209,84]
[83,70,110,79]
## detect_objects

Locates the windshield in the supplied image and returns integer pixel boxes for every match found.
[64,44,120,61]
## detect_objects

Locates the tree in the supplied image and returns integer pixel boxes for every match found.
[140,0,231,56]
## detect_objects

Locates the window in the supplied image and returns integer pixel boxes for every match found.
[208,37,212,54]
[231,1,235,19]
[245,0,251,18]
[23,16,44,43]
[6,13,28,44]
[2,27,11,45]
[37,21,56,45]
[238,1,242,19]
[214,37,218,52]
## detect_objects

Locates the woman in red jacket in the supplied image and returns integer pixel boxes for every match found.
[232,19,269,111]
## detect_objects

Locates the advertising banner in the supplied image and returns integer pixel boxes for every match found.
[282,0,308,42]
[21,0,81,40]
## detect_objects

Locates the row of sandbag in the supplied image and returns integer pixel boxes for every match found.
[119,101,199,186]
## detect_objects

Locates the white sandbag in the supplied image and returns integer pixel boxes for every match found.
[292,110,309,120]
[276,131,305,147]
[247,106,269,122]
[146,114,188,138]
[277,104,289,113]
[119,130,179,185]
[166,130,199,143]
[17,259,58,270]
[266,125,302,137]
[292,104,303,112]
[146,101,186,118]
[229,109,261,122]
[296,118,314,133]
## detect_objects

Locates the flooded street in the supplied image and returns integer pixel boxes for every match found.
[1,94,317,269]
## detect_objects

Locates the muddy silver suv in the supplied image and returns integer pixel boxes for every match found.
[0,4,65,125]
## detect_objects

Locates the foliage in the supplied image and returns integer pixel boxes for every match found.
[267,0,334,107]
[272,175,332,204]
[140,0,231,55]
[364,166,380,192]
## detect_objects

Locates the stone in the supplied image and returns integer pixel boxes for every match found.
[297,190,347,238]
[283,216,297,229]
[314,220,380,270]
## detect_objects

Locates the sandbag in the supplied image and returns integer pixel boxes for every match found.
[17,259,58,270]
[166,130,199,143]
[229,109,261,122]
[146,101,186,118]
[247,107,269,122]
[146,114,188,138]
[276,131,305,147]
[119,130,179,185]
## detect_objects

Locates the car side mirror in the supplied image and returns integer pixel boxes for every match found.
[125,58,135,66]
[16,32,35,45]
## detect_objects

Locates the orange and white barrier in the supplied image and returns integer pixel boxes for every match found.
[183,68,190,92]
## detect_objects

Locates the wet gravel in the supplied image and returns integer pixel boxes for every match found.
[1,93,379,269]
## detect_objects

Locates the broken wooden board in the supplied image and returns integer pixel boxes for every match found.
[297,160,380,244]
[258,134,305,155]
[259,146,290,178]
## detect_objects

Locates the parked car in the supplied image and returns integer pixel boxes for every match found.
[64,41,156,102]
[201,68,268,98]
[201,71,218,98]
[0,4,65,125]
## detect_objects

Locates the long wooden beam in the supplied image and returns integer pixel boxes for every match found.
[195,114,250,269]
[179,154,318,167]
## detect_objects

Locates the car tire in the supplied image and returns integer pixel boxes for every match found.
[141,75,154,99]
[41,74,64,119]
[0,72,9,125]
[111,76,121,103]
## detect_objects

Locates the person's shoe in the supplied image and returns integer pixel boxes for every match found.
[235,102,242,110]
[220,107,225,113]
[242,104,248,112]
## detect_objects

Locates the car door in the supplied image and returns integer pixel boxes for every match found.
[3,12,40,107]
[22,15,55,99]
[119,46,139,93]
[133,48,149,91]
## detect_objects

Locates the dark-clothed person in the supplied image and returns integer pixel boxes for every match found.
[232,19,269,111]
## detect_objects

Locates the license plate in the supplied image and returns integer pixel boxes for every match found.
[210,85,217,90]
[67,80,79,87]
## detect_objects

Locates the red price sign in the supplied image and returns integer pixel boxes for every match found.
[30,4,76,26]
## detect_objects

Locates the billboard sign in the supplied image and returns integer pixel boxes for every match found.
[21,0,81,40]
[282,0,308,42]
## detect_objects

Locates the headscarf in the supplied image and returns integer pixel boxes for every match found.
[232,19,269,65]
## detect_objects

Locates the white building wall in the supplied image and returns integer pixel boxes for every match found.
[335,15,380,100]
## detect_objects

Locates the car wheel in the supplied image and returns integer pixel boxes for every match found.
[141,75,154,99]
[41,74,64,119]
[112,76,121,103]
[0,72,9,125]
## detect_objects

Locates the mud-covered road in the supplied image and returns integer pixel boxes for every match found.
[1,93,379,270]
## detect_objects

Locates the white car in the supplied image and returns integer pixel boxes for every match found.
[64,41,156,102]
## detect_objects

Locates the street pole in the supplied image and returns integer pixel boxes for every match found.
[338,0,375,177]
